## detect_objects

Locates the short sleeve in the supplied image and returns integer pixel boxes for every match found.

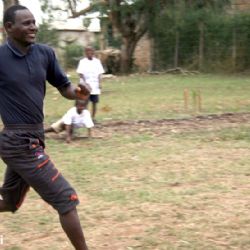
[97,59,105,74]
[76,59,84,74]
[62,108,75,125]
[84,110,94,128]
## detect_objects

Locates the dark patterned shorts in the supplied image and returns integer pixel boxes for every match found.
[0,124,79,214]
[89,94,99,103]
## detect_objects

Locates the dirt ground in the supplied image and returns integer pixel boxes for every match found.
[0,112,249,250]
[93,112,250,138]
[45,112,250,141]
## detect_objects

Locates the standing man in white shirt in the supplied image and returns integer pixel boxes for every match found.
[76,47,105,123]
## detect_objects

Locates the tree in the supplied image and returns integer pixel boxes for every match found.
[185,0,231,70]
[36,0,59,47]
[161,0,186,68]
[2,0,19,42]
[65,0,165,74]
[3,0,18,10]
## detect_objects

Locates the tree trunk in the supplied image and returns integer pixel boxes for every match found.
[3,0,19,10]
[120,37,137,74]
[232,27,236,71]
[2,0,20,42]
[99,20,107,50]
[198,21,204,70]
[174,30,179,68]
[149,37,155,72]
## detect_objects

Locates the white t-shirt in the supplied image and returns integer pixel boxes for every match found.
[62,107,94,129]
[76,57,105,95]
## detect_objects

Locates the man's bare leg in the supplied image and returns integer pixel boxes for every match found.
[59,208,88,250]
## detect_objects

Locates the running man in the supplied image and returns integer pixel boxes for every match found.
[0,5,89,250]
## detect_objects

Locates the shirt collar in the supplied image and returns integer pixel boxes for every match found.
[6,39,34,58]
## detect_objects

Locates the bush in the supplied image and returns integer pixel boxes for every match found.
[36,23,59,47]
[152,8,250,73]
[64,43,84,69]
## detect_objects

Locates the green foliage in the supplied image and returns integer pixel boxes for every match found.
[106,23,122,48]
[36,23,59,47]
[152,2,250,72]
[44,73,250,123]
[36,0,59,47]
[65,0,170,73]
[64,43,83,69]
[1,73,250,249]
[231,13,250,70]
[153,7,199,69]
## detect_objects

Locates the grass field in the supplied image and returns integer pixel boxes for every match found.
[0,74,250,250]
[44,73,250,123]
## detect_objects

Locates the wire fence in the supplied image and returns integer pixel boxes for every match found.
[152,9,250,72]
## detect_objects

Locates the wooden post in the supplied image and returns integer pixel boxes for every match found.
[197,89,202,113]
[184,88,189,112]
[192,90,197,113]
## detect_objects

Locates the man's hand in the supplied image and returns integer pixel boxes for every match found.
[75,83,92,100]
[59,83,91,100]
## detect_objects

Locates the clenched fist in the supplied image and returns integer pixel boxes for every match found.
[75,83,92,100]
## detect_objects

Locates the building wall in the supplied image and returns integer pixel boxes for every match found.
[55,29,98,68]
[56,29,96,48]
[232,0,250,10]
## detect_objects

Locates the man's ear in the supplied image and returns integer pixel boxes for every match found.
[4,22,13,33]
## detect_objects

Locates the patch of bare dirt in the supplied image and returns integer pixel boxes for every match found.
[93,112,250,138]
[44,112,250,141]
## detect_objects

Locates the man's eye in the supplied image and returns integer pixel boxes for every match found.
[23,21,35,26]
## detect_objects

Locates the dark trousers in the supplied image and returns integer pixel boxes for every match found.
[0,124,79,214]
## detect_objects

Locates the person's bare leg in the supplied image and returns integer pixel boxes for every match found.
[59,208,88,250]
[44,127,55,133]
[92,102,97,121]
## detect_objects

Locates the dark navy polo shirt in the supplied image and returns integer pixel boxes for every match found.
[0,41,70,125]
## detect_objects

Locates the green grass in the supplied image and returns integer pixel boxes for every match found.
[0,73,250,249]
[44,73,250,124]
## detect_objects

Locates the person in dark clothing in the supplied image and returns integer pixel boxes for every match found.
[0,5,90,250]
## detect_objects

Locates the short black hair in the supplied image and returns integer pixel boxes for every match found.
[75,99,88,106]
[3,5,28,25]
[85,46,94,51]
